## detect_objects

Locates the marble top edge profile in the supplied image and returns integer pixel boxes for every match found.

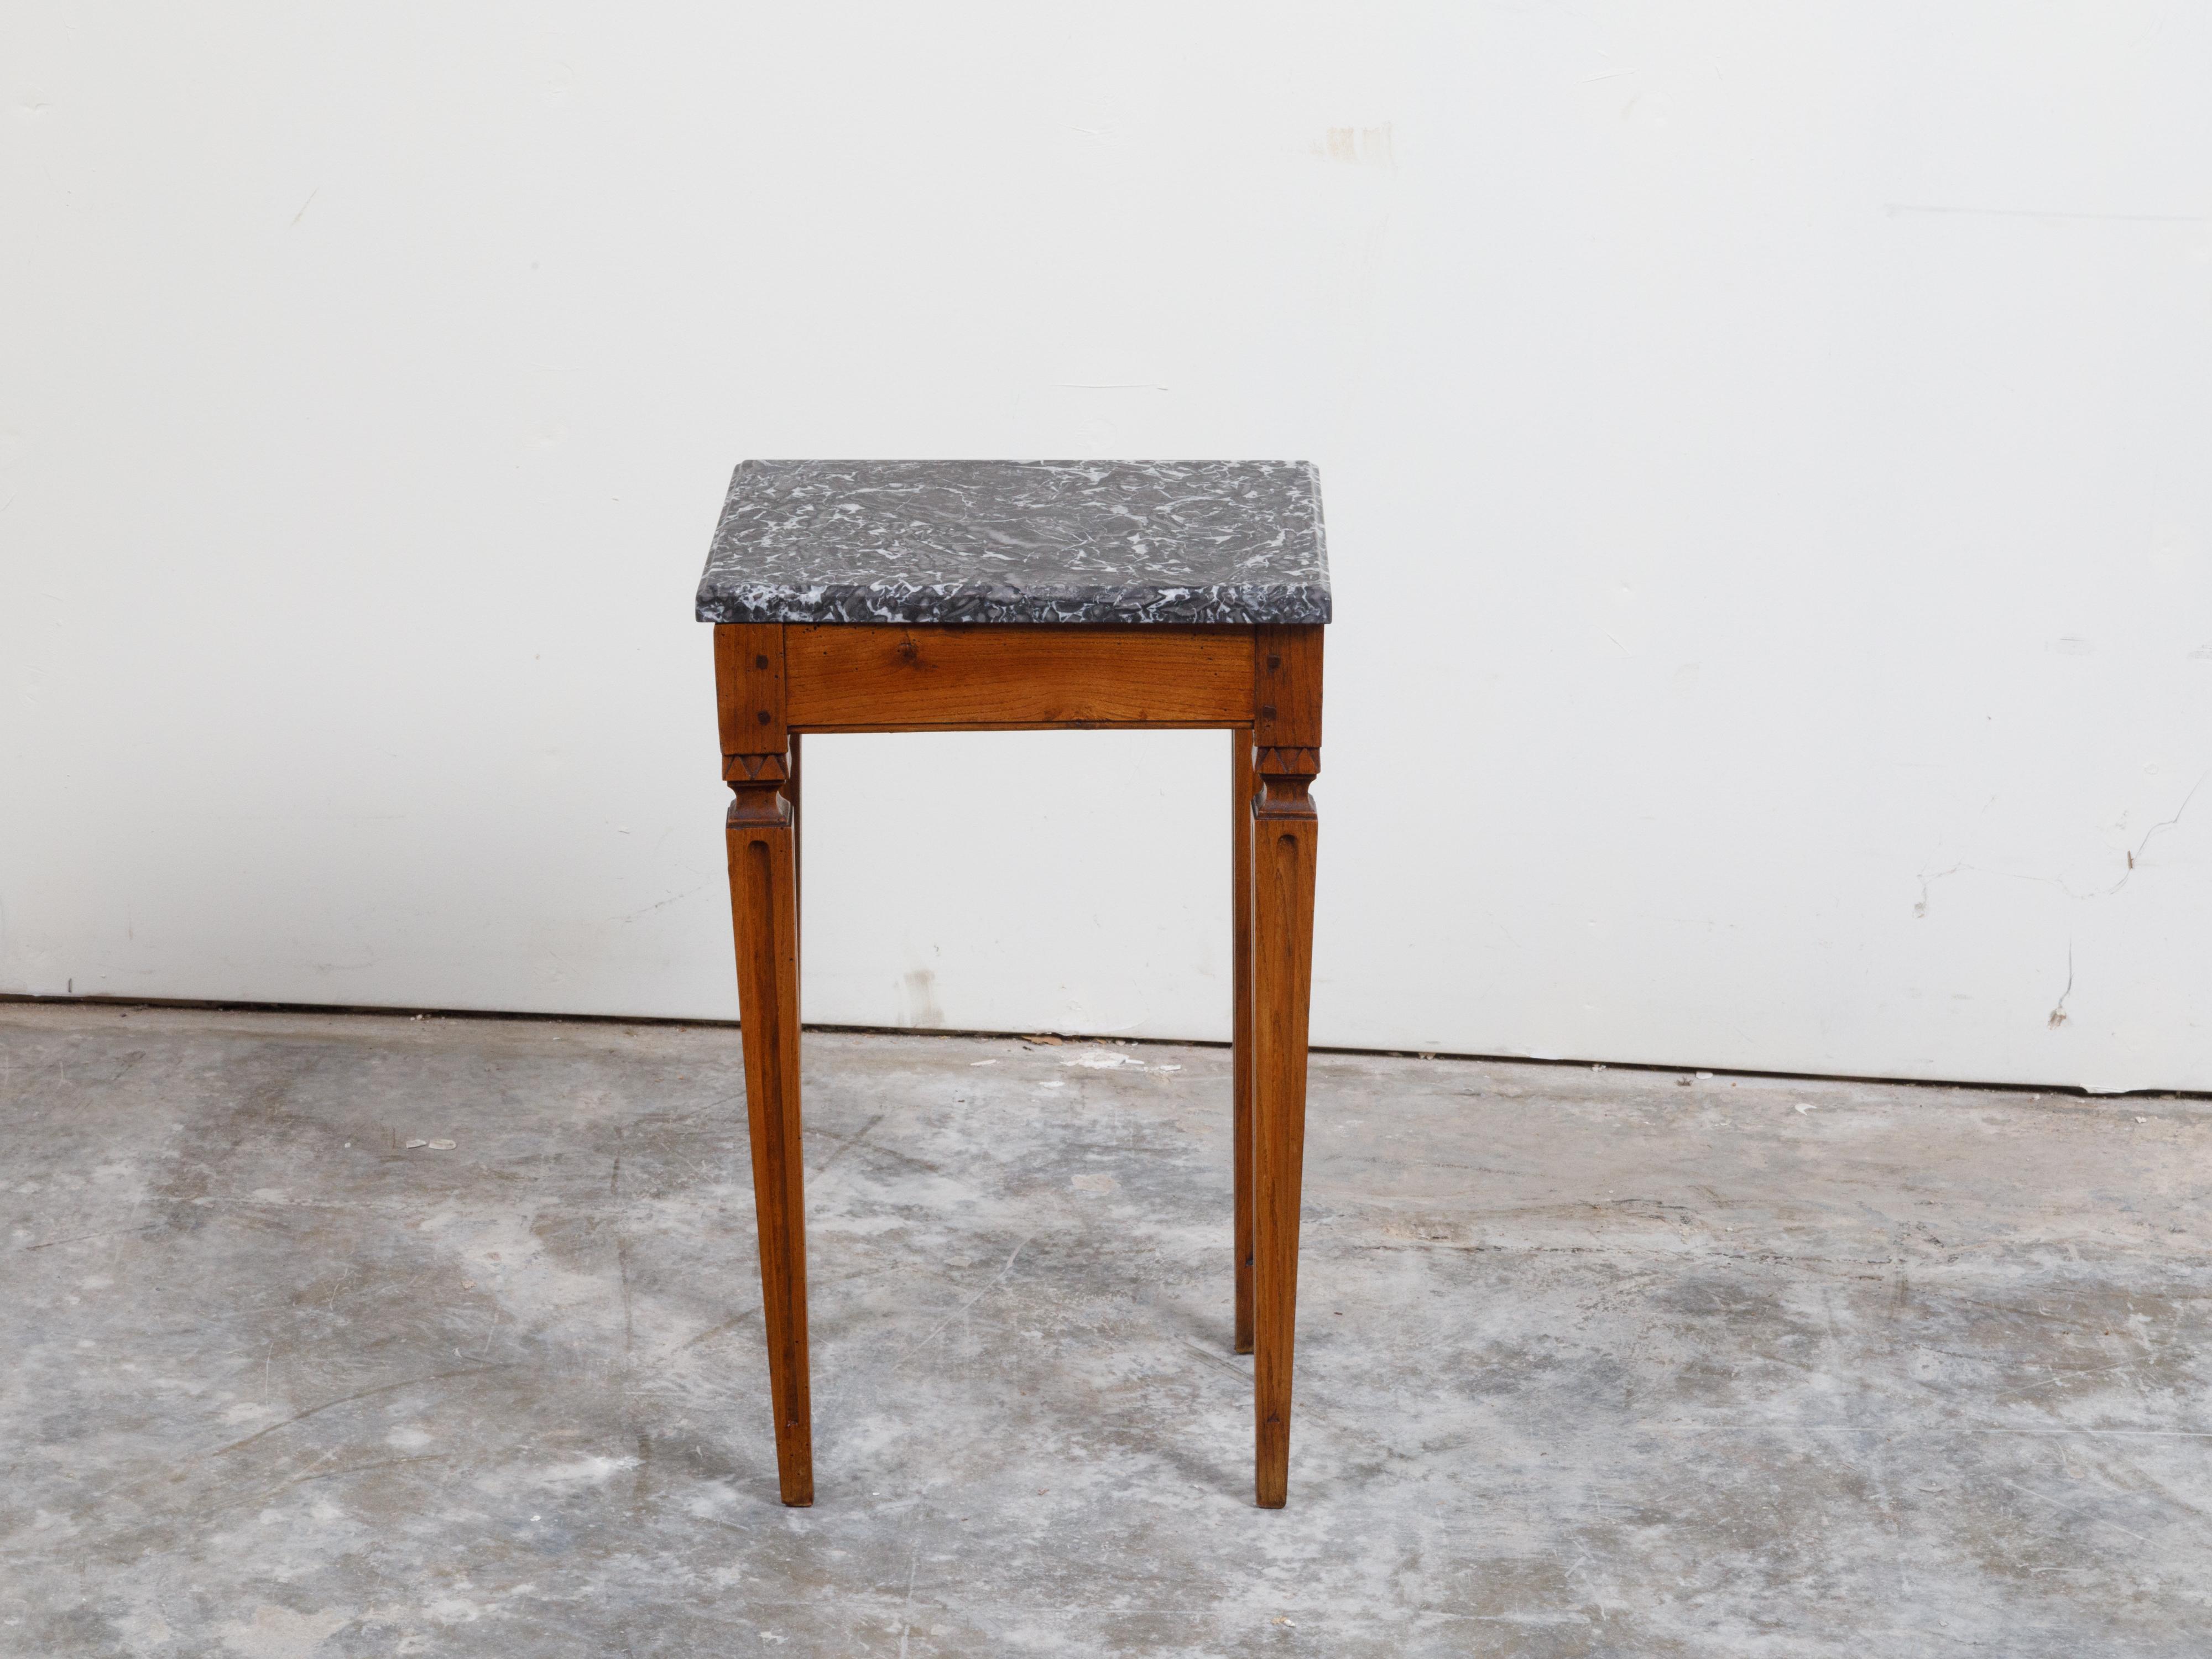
[695,459,1329,626]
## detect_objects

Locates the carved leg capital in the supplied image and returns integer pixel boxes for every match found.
[726,750,794,828]
[1254,744,1320,820]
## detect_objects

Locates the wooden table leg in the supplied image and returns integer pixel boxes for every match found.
[1232,729,1256,1355]
[1250,626,1321,1507]
[726,764,812,1505]
[716,624,812,1506]
[1250,749,1318,1508]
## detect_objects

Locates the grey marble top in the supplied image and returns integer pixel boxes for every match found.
[696,460,1329,625]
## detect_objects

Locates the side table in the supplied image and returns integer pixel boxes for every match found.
[696,460,1330,1507]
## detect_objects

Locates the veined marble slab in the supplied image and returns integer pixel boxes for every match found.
[696,460,1329,625]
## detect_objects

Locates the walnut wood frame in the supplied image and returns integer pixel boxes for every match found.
[714,620,1322,1509]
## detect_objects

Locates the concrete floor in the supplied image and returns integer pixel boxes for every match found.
[3,1006,2209,1657]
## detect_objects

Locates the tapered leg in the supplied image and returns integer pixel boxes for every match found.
[1232,730,1256,1354]
[1249,624,1322,1508]
[714,625,811,1503]
[1250,768,1317,1508]
[726,784,812,1506]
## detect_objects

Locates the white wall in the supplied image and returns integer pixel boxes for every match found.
[5,4,2209,1093]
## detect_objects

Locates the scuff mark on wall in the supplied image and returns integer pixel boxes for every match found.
[1314,124,1395,166]
[903,967,944,1029]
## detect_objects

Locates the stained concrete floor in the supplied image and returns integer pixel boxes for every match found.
[3,1004,2210,1657]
